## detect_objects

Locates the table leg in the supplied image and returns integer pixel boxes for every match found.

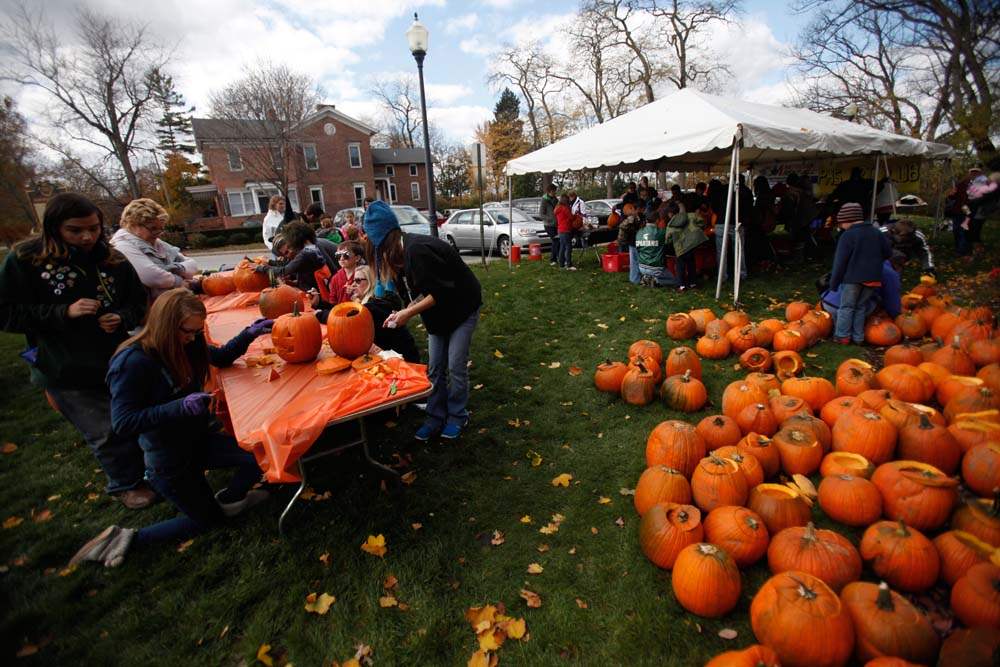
[278,459,308,536]
[360,417,401,480]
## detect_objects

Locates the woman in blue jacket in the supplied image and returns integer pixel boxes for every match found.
[70,288,273,567]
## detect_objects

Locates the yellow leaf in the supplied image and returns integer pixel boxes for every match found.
[177,539,194,553]
[400,471,417,485]
[519,588,542,608]
[551,473,572,487]
[468,650,491,667]
[575,598,588,609]
[619,315,626,321]
[379,595,398,608]
[551,513,565,523]
[504,617,527,639]
[548,361,561,369]
[527,562,544,574]
[2,442,17,454]
[528,450,542,467]
[519,515,532,524]
[33,509,53,523]
[58,564,77,577]
[304,592,336,615]
[538,522,559,535]
[597,497,611,505]
[473,384,484,390]
[490,530,505,546]
[383,574,398,590]
[465,605,497,630]
[493,350,504,359]
[477,628,503,651]
[597,323,608,329]
[3,516,23,529]
[257,644,274,666]
[319,551,330,567]
[591,527,599,535]
[522,385,532,391]
[361,534,387,558]
[411,523,422,531]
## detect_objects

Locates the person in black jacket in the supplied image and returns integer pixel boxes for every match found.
[257,221,338,291]
[0,193,153,508]
[539,184,559,265]
[366,201,482,441]
[829,202,892,344]
[70,288,273,568]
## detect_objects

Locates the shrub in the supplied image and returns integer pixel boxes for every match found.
[228,232,251,245]
[188,233,210,249]
[159,231,186,248]
[206,235,227,247]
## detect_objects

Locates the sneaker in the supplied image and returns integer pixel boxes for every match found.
[549,261,557,266]
[566,266,577,271]
[441,421,467,440]
[216,489,270,518]
[834,337,851,345]
[414,421,440,441]
[677,285,687,292]
[119,484,157,510]
[101,527,136,568]
[70,525,120,566]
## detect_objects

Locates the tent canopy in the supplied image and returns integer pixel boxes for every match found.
[505,88,953,175]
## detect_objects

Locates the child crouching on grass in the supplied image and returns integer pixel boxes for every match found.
[71,288,273,568]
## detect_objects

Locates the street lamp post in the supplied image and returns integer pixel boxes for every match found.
[406,13,439,238]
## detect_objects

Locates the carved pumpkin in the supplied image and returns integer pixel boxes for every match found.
[860,520,939,592]
[773,426,823,475]
[820,451,875,479]
[704,505,770,568]
[938,375,987,407]
[739,347,772,372]
[746,372,781,396]
[949,417,1000,454]
[883,344,923,367]
[857,388,894,410]
[875,364,934,404]
[201,271,236,296]
[950,562,1000,628]
[691,454,749,512]
[634,466,691,515]
[767,522,862,592]
[781,376,836,412]
[645,420,706,476]
[727,325,758,355]
[671,543,742,618]
[945,386,1000,423]
[696,333,731,359]
[769,394,810,424]
[840,581,940,665]
[771,351,804,383]
[749,483,812,534]
[665,346,702,379]
[259,282,304,320]
[665,312,698,340]
[804,309,833,338]
[832,409,897,464]
[750,571,855,667]
[934,530,997,586]
[878,399,943,431]
[638,502,703,569]
[818,474,882,526]
[963,442,1000,497]
[737,432,781,479]
[952,493,1000,547]
[697,415,742,451]
[782,413,832,451]
[660,370,707,412]
[233,257,271,292]
[594,360,629,393]
[871,460,958,531]
[326,301,374,359]
[621,362,657,406]
[270,302,322,363]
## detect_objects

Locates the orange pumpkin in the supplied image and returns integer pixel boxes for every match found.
[969,338,1000,367]
[769,394,811,424]
[818,474,882,526]
[757,318,787,338]
[638,502,703,569]
[860,520,939,592]
[820,396,859,428]
[883,344,923,367]
[750,571,855,667]
[865,317,903,347]
[737,432,781,479]
[671,542,742,617]
[628,339,664,366]
[891,413,960,474]
[691,455,749,512]
[665,312,698,340]
[745,372,781,396]
[772,329,807,352]
[713,446,765,488]
[952,494,1000,547]
[660,370,707,412]
[835,359,877,397]
[739,347,772,372]
[938,627,1000,667]
[703,505,770,568]
[772,426,823,475]
[950,562,1000,628]
[874,365,934,403]
[634,465,692,515]
[259,282,304,319]
[930,311,963,341]
[945,386,1000,423]
[895,311,928,339]
[326,301,375,359]
[688,308,717,334]
[665,346,702,379]
[804,309,834,338]
[871,461,958,531]
[594,360,629,393]
[621,362,658,406]
[857,388,894,410]
[916,361,951,388]
[645,420,706,476]
[723,310,751,329]
[785,301,811,322]
[749,483,812,534]
[772,350,805,381]
[820,451,875,479]
[233,258,271,292]
[722,381,768,420]
[978,363,1000,392]
[952,317,995,352]
[781,376,836,412]
[727,325,759,355]
[832,409,897,464]
[705,645,780,667]
[840,581,940,665]
[934,530,996,586]
[697,415,742,451]
[736,402,779,437]
[939,376,988,408]
[787,319,821,346]
[706,319,732,337]
[767,522,861,592]
[628,353,663,384]
[948,417,1000,453]
[931,335,977,376]
[963,442,1000,497]
[270,302,323,363]
[200,271,236,296]
[782,413,832,451]
[696,333,731,359]
[878,399,943,430]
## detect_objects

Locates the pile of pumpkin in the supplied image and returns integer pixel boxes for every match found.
[595,303,833,408]
[614,299,1000,665]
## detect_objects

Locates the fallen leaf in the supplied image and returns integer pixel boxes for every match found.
[257,643,274,666]
[411,523,423,531]
[468,649,491,667]
[220,625,229,639]
[33,509,53,523]
[591,527,599,535]
[718,628,738,640]
[473,384,484,390]
[568,366,582,376]
[400,471,417,485]
[493,350,504,359]
[2,442,17,454]
[361,534,387,558]
[551,513,565,523]
[597,323,608,329]
[519,589,542,608]
[548,361,561,369]
[465,605,497,630]
[383,574,398,590]
[522,385,532,391]
[527,563,544,574]
[597,497,611,505]
[619,488,635,496]
[16,644,38,658]
[619,315,626,321]
[379,595,398,608]
[304,592,336,615]
[538,522,559,535]
[615,517,625,527]
[58,564,77,577]
[177,539,194,553]
[519,515,532,524]
[319,551,331,567]
[551,473,572,487]
[527,450,542,467]
[477,628,503,651]
[575,598,588,609]
[805,352,818,358]
[490,530,505,546]
[536,543,549,553]
[3,516,23,529]
[503,617,527,639]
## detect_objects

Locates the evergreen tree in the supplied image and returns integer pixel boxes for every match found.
[493,88,521,124]
[148,69,196,155]
[485,88,528,196]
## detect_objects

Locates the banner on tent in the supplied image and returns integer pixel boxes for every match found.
[756,157,922,196]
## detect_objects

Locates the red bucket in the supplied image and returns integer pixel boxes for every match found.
[528,243,542,260]
[510,245,521,264]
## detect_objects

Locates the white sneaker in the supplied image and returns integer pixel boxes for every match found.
[566,266,577,271]
[216,489,270,517]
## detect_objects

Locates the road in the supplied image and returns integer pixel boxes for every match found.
[190,248,504,271]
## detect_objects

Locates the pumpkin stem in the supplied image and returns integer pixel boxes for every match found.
[991,488,1000,517]
[875,582,895,611]
[268,269,277,288]
[794,580,817,601]
[682,369,691,381]
[677,509,689,523]
[918,413,932,429]
[802,522,817,543]
[895,520,910,537]
[291,301,301,317]
[712,416,726,427]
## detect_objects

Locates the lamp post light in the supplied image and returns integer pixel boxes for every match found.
[406,12,439,238]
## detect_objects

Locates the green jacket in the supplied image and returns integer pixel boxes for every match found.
[0,241,147,390]
[635,224,666,267]
[665,212,708,257]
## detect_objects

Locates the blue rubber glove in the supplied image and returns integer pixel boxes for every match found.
[248,318,273,336]
[181,392,212,416]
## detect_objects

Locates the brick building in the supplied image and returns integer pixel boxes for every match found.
[189,105,432,229]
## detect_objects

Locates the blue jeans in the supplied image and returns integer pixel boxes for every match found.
[628,246,640,283]
[952,214,970,255]
[557,232,573,267]
[545,226,559,261]
[426,309,479,428]
[638,264,679,286]
[136,431,262,545]
[45,386,145,495]
[833,283,877,342]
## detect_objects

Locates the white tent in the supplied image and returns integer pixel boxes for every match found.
[503,88,953,301]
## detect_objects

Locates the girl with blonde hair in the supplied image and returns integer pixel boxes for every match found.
[111,198,198,299]
[70,288,273,567]
[262,195,285,250]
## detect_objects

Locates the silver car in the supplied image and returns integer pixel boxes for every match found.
[441,207,550,257]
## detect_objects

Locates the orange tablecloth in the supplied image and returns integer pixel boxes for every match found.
[205,303,431,483]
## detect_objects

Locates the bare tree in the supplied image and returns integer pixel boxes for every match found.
[640,0,741,90]
[489,41,572,150]
[208,61,324,206]
[369,75,423,149]
[1,2,171,199]
[588,0,670,103]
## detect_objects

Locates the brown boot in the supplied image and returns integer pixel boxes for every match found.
[118,484,157,509]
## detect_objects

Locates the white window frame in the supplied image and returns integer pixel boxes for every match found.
[348,143,362,168]
[385,165,395,176]
[225,189,256,216]
[409,163,418,176]
[352,183,366,208]
[302,144,319,170]
[388,183,397,203]
[309,186,324,209]
[227,147,243,171]
[410,182,421,201]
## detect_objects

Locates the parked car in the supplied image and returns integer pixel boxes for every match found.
[441,207,549,257]
[391,205,435,236]
[483,201,544,222]
[419,209,447,226]
[513,197,545,221]
[584,199,622,226]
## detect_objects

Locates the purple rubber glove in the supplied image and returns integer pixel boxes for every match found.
[181,392,212,416]
[248,318,273,336]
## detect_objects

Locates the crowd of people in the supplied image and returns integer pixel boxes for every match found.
[0,192,481,568]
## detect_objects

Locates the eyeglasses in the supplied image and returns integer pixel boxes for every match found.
[335,252,352,259]
[350,277,368,285]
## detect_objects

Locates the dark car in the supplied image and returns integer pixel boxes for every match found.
[512,197,545,220]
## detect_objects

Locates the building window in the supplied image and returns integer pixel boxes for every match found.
[348,143,362,168]
[388,183,397,203]
[352,183,366,207]
[309,186,324,209]
[227,147,243,171]
[409,164,418,176]
[411,182,420,201]
[226,190,256,216]
[385,165,395,176]
[303,144,319,170]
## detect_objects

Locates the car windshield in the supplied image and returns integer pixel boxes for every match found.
[490,208,534,224]
[587,202,612,215]
[392,206,431,228]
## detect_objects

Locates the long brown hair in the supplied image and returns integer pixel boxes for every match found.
[374,228,405,284]
[117,288,209,390]
[16,192,123,266]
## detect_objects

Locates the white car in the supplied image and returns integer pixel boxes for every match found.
[441,208,550,257]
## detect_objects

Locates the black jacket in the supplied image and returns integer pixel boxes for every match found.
[403,234,482,335]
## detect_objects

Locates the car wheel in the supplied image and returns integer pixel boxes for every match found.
[446,235,458,252]
[496,235,510,258]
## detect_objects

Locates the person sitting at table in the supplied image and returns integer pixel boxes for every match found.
[312,240,366,307]
[316,215,343,243]
[256,221,338,291]
[111,198,199,301]
[664,201,708,292]
[70,288,273,568]
[635,209,679,288]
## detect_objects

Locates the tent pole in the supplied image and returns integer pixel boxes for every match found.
[715,136,739,300]
[507,176,513,269]
[885,156,897,217]
[733,145,743,305]
[869,153,880,223]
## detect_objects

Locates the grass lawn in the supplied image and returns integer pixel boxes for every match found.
[1,219,996,665]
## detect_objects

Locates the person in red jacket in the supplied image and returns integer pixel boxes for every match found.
[554,194,575,270]
[311,240,366,307]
